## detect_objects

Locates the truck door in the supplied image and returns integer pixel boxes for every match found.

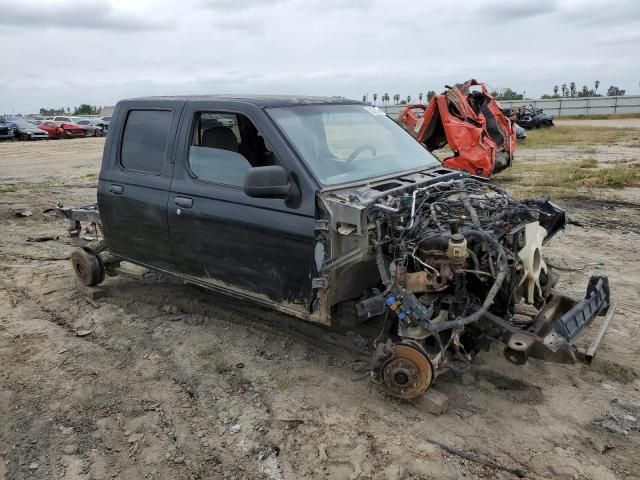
[167,102,317,313]
[98,101,184,270]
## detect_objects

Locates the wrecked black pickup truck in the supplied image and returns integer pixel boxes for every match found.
[59,95,614,400]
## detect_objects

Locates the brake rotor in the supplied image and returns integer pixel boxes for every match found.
[381,344,433,399]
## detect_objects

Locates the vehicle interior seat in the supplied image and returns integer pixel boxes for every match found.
[201,126,239,152]
[191,125,252,186]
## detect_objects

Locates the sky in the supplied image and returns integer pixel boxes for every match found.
[1,0,639,114]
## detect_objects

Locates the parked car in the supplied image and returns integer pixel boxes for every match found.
[74,118,105,137]
[96,116,111,131]
[514,123,528,140]
[3,117,49,140]
[57,95,612,402]
[0,120,15,141]
[37,121,86,139]
[515,105,554,129]
[53,115,73,123]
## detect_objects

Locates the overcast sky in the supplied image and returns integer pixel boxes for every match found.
[1,0,638,114]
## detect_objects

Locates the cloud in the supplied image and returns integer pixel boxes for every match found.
[0,0,638,114]
[555,0,640,26]
[201,0,373,12]
[0,0,165,31]
[481,0,558,20]
[200,0,287,10]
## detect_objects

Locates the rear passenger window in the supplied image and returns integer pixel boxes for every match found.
[121,110,172,174]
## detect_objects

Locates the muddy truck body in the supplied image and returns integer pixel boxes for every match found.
[59,95,614,400]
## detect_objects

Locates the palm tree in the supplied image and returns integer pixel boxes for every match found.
[394,94,400,104]
[561,83,567,97]
[418,92,424,103]
[594,80,600,96]
[384,93,389,105]
[553,85,559,96]
[569,82,576,97]
[407,95,412,103]
[362,95,367,102]
[373,93,378,105]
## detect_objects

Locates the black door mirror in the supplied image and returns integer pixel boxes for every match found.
[244,165,292,199]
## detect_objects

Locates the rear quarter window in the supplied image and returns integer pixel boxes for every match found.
[120,110,173,174]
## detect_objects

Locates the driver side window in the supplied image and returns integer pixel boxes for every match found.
[188,112,277,187]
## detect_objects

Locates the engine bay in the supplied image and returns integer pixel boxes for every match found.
[319,169,610,400]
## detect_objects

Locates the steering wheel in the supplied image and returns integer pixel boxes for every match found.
[347,144,377,162]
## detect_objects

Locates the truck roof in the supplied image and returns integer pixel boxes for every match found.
[123,94,363,108]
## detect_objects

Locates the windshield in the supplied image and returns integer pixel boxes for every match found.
[267,104,440,186]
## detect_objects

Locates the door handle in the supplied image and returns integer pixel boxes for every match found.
[175,196,193,208]
[109,184,124,195]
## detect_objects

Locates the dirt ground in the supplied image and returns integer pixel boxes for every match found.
[1,126,639,480]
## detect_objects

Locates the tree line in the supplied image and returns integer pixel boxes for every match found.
[39,104,102,116]
[540,81,625,99]
[363,91,437,105]
[364,81,628,105]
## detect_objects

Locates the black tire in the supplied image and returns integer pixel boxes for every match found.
[539,120,552,129]
[70,248,104,286]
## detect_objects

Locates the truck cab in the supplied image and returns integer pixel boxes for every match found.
[98,96,326,321]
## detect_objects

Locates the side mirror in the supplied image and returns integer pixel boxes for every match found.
[244,165,292,199]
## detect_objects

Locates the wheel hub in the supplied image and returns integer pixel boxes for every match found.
[381,344,433,399]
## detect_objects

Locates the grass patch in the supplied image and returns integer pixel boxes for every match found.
[519,126,628,148]
[275,375,302,390]
[559,113,640,120]
[198,345,228,374]
[576,158,598,169]
[591,359,638,384]
[594,166,640,187]
[0,185,17,193]
[498,161,639,189]
[495,158,640,200]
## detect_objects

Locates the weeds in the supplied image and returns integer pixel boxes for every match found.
[275,375,301,390]
[576,158,598,168]
[558,113,640,120]
[519,126,628,149]
[198,344,228,374]
[590,359,638,384]
[496,160,640,199]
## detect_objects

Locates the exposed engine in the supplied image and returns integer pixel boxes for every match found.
[364,176,567,399]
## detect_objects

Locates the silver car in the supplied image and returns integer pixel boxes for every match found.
[74,118,105,137]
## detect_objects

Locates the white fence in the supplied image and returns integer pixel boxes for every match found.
[378,95,640,118]
[498,95,640,117]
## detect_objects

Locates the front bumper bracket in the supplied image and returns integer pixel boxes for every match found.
[503,274,613,364]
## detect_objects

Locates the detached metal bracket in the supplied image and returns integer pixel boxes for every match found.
[312,277,328,289]
[553,274,610,343]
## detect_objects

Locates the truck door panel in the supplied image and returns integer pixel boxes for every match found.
[168,105,317,309]
[98,102,184,270]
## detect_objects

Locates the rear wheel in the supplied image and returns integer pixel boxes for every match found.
[71,248,104,286]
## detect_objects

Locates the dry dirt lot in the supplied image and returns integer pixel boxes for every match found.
[1,125,639,480]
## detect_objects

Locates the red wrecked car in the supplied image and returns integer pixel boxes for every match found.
[398,79,516,177]
[37,121,87,139]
